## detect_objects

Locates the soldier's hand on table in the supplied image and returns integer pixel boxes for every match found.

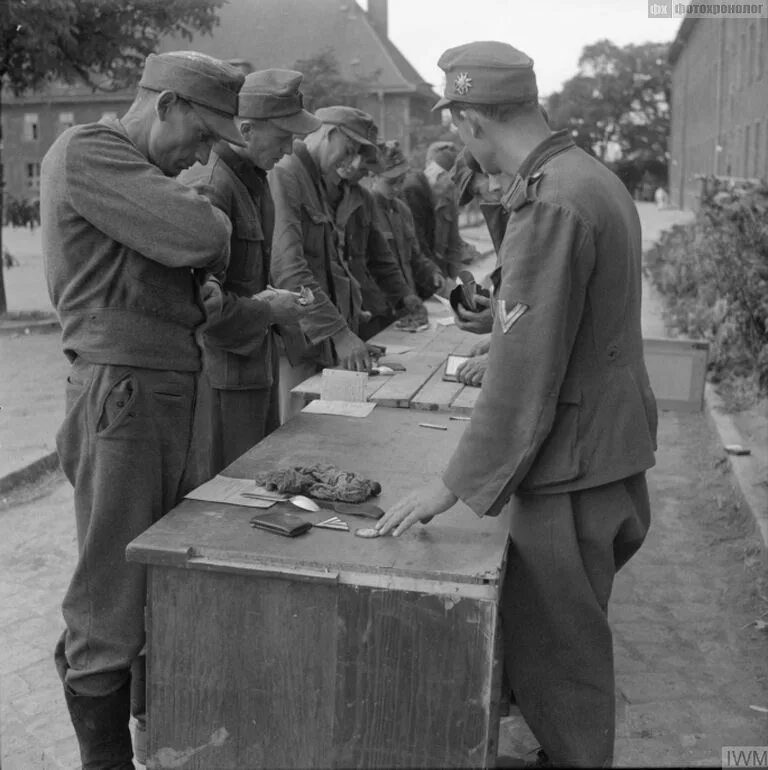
[468,337,491,357]
[456,354,487,387]
[332,328,371,372]
[455,294,493,334]
[403,293,425,316]
[255,288,310,326]
[375,479,458,537]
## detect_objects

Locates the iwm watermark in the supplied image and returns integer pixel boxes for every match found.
[648,0,768,16]
[722,747,768,768]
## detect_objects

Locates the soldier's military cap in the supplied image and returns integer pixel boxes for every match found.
[314,106,377,147]
[433,41,538,110]
[376,140,410,179]
[140,51,246,146]
[238,69,322,135]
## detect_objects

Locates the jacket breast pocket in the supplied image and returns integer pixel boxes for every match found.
[521,385,583,491]
[229,217,265,285]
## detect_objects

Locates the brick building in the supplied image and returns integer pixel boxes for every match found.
[1,0,439,203]
[669,17,768,209]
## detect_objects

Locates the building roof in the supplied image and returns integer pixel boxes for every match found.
[668,16,697,66]
[3,0,438,105]
[158,0,438,98]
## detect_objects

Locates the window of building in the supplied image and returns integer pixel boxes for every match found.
[23,113,39,141]
[26,162,41,194]
[755,120,762,178]
[58,112,75,133]
[748,23,755,85]
[759,20,766,79]
[740,31,747,89]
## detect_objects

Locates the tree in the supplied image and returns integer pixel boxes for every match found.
[0,0,224,314]
[291,49,378,112]
[546,40,671,191]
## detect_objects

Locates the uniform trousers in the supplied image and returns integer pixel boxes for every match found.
[277,356,318,425]
[206,383,279,476]
[54,359,203,698]
[501,472,650,767]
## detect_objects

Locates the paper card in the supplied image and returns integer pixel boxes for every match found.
[443,354,470,382]
[185,475,281,508]
[302,399,376,417]
[437,316,456,326]
[320,369,367,402]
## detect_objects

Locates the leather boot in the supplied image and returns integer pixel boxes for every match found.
[64,679,134,769]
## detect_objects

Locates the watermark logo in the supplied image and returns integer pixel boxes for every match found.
[649,0,768,16]
[722,747,768,768]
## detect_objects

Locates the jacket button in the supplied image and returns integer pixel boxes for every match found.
[116,400,125,407]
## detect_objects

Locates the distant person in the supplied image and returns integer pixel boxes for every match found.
[424,140,465,278]
[269,106,376,421]
[179,69,320,475]
[326,142,426,340]
[41,51,244,766]
[654,186,669,210]
[376,40,658,768]
[370,140,445,303]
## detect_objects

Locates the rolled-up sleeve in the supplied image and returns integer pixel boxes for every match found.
[442,200,595,516]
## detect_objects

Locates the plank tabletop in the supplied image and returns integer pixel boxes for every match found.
[127,408,509,590]
[291,298,486,414]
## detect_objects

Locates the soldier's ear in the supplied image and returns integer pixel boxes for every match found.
[463,109,484,139]
[156,90,181,121]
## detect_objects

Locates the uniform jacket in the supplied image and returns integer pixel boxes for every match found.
[269,141,363,366]
[443,131,658,516]
[424,160,464,271]
[179,143,287,390]
[372,192,442,299]
[41,118,231,371]
[334,181,411,318]
[401,170,436,260]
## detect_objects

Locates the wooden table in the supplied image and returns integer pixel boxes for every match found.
[127,407,509,769]
[292,298,486,414]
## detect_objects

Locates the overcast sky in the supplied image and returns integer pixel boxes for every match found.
[373,0,683,97]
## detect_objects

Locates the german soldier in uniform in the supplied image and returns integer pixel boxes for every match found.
[179,69,320,474]
[376,41,657,768]
[269,106,377,421]
[42,51,244,766]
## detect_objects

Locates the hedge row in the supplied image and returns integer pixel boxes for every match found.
[644,177,768,397]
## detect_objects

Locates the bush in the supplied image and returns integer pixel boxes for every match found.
[644,177,768,398]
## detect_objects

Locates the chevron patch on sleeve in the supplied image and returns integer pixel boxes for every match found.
[498,299,529,333]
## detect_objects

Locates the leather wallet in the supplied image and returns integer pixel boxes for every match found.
[450,269,490,314]
[249,511,312,537]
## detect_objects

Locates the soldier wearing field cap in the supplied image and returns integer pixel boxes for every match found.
[376,41,658,768]
[42,50,244,766]
[180,69,320,476]
[269,105,379,421]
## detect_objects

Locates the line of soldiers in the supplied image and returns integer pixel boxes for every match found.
[40,49,471,767]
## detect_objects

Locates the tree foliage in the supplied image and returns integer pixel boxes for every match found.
[546,40,671,183]
[292,49,378,112]
[1,0,224,95]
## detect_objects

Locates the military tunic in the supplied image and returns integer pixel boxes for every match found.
[442,131,657,766]
[179,142,286,474]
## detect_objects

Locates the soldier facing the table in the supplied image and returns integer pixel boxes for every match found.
[370,140,445,303]
[324,140,426,340]
[269,106,378,421]
[376,41,658,768]
[179,69,320,474]
[41,51,244,766]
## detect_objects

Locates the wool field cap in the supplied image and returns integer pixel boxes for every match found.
[139,51,245,146]
[432,41,538,110]
[238,69,321,134]
[314,106,377,147]
[377,140,410,178]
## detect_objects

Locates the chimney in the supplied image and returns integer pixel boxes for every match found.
[367,0,388,38]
